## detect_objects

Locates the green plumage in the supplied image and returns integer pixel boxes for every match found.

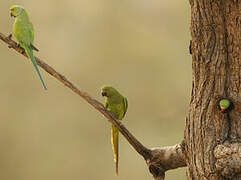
[10,5,47,90]
[101,86,128,176]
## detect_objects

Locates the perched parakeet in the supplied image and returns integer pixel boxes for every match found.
[9,5,47,90]
[219,99,230,112]
[101,86,128,175]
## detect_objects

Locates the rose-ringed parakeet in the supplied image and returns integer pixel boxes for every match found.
[219,99,230,112]
[101,86,128,175]
[9,5,47,90]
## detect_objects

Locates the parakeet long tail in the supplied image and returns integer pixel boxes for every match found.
[23,45,47,90]
[111,124,119,176]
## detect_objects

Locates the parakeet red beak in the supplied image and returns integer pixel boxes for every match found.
[220,107,225,111]
[101,91,107,97]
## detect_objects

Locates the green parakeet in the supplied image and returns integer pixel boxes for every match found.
[9,5,47,90]
[101,86,128,175]
[219,99,230,112]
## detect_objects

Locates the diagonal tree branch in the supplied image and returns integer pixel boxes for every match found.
[0,32,151,159]
[0,32,186,179]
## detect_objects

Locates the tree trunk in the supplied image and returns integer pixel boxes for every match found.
[185,0,240,179]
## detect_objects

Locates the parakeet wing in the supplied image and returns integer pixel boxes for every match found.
[123,97,128,117]
[29,22,34,42]
[13,21,34,45]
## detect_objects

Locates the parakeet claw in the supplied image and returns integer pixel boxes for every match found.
[7,34,13,49]
[16,44,25,54]
[20,48,25,54]
[7,34,12,40]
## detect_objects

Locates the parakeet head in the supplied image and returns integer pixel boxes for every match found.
[101,86,120,98]
[219,99,230,112]
[9,5,24,18]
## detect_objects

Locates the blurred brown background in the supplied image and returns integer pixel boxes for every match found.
[0,0,191,179]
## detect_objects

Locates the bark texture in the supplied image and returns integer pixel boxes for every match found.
[147,142,186,180]
[185,0,240,179]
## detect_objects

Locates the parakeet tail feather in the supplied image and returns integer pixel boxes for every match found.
[23,45,47,90]
[111,125,119,176]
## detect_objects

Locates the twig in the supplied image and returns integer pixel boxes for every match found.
[0,32,186,179]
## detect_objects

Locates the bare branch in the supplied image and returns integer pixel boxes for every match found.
[0,32,187,179]
[0,31,151,159]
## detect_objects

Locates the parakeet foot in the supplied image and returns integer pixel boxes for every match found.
[16,44,25,54]
[7,34,13,48]
[20,48,25,54]
[7,34,12,40]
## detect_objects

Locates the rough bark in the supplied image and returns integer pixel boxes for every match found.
[147,142,186,180]
[185,0,241,179]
